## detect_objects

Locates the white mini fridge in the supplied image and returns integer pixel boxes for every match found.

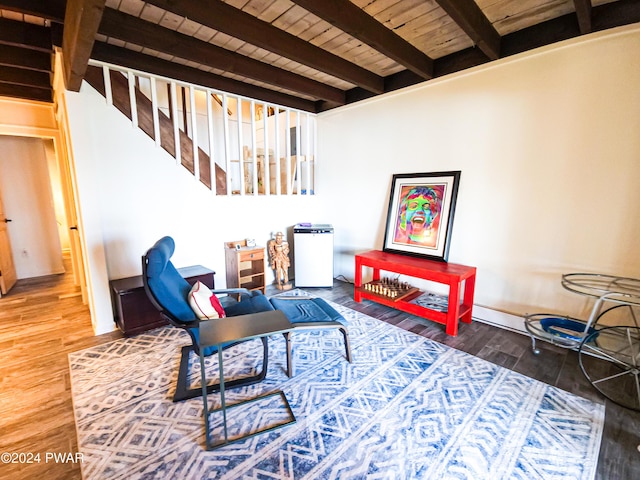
[294,224,334,287]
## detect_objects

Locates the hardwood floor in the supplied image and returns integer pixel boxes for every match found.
[0,259,122,480]
[1,265,638,479]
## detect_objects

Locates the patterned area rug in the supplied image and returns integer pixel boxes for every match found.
[69,296,604,479]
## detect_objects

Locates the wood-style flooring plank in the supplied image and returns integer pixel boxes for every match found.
[0,255,122,480]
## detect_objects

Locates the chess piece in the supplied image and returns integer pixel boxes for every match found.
[268,232,292,290]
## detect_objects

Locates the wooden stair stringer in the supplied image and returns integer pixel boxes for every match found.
[84,66,227,195]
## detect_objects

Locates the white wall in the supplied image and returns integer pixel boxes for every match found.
[0,136,64,278]
[317,25,640,323]
[64,84,325,334]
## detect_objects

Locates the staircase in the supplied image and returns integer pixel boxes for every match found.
[84,65,227,194]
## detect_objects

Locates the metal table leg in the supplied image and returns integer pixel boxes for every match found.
[197,311,297,450]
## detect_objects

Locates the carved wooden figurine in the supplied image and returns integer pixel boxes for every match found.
[268,232,292,290]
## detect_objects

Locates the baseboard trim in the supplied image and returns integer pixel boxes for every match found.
[472,305,527,335]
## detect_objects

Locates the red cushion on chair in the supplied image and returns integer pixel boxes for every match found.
[188,281,226,319]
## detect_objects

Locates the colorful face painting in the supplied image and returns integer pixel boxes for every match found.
[394,185,445,247]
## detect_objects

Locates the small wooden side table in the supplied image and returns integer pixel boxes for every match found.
[354,250,476,336]
[224,240,266,294]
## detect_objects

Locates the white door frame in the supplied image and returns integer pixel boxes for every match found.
[0,98,88,304]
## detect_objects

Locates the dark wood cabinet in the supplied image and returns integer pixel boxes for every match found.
[110,265,215,336]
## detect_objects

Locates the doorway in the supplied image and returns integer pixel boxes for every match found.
[0,136,68,293]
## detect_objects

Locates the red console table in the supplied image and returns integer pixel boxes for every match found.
[354,250,476,336]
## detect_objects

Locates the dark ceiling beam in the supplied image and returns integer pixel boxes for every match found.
[435,0,501,60]
[144,0,384,94]
[90,42,318,113]
[334,47,489,110]
[592,0,640,30]
[0,0,66,23]
[289,0,433,80]
[62,0,105,91]
[501,9,581,56]
[0,18,52,52]
[327,0,638,112]
[0,83,52,102]
[98,8,345,105]
[0,44,51,72]
[433,47,492,79]
[479,0,640,64]
[573,0,593,34]
[0,65,50,88]
[338,69,425,108]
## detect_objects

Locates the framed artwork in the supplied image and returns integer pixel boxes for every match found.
[383,171,461,262]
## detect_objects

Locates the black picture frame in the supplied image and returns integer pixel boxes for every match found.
[382,171,461,262]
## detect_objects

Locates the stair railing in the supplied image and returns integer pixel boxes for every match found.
[87,60,317,197]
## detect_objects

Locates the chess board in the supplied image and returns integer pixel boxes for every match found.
[362,279,420,302]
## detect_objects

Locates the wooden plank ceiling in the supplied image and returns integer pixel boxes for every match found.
[0,0,639,111]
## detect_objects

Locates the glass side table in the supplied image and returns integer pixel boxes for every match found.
[524,273,640,410]
[198,309,295,450]
[525,273,640,354]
